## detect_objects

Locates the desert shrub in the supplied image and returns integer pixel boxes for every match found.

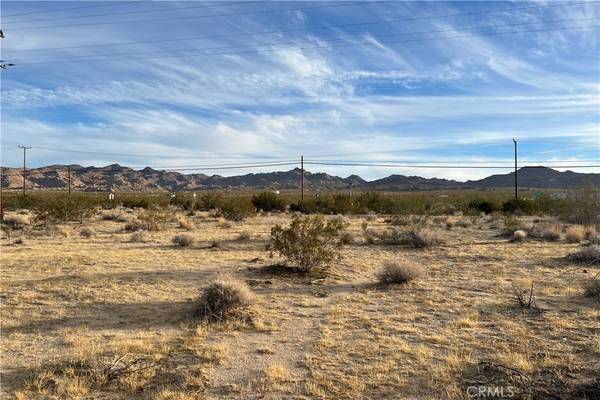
[252,192,286,212]
[584,279,600,301]
[199,192,223,211]
[177,216,194,230]
[564,188,600,226]
[566,245,600,265]
[377,261,423,284]
[236,231,252,241]
[363,229,378,244]
[566,225,586,243]
[118,194,169,209]
[129,231,149,243]
[339,232,354,245]
[136,206,169,231]
[14,237,24,245]
[538,224,562,241]
[3,214,31,228]
[101,209,128,222]
[268,215,347,272]
[196,278,254,321]
[468,199,500,214]
[502,198,537,214]
[220,197,255,221]
[381,225,443,248]
[79,227,94,238]
[217,218,232,229]
[512,229,528,241]
[32,195,96,223]
[172,234,194,247]
[584,225,597,240]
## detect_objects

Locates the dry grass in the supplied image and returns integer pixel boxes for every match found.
[512,229,528,241]
[539,223,562,241]
[196,278,254,321]
[1,212,599,399]
[177,216,194,231]
[584,279,600,301]
[566,225,586,243]
[100,210,128,222]
[79,227,94,238]
[236,230,252,241]
[172,234,194,247]
[3,214,31,228]
[129,230,149,243]
[567,245,600,265]
[377,261,423,284]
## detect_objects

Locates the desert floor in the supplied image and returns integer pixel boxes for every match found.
[1,211,599,399]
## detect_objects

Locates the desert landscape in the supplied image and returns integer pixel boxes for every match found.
[2,0,599,398]
[1,193,599,399]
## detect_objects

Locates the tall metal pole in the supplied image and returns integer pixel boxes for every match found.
[300,155,304,203]
[18,145,31,197]
[513,139,518,201]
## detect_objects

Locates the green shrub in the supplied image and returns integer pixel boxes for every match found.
[564,188,600,226]
[468,199,500,214]
[252,192,286,212]
[268,215,347,272]
[220,197,256,221]
[125,206,169,231]
[502,198,537,214]
[32,195,96,223]
[199,192,223,211]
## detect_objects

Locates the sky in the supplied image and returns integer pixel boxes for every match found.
[1,0,599,181]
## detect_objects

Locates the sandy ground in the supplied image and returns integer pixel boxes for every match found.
[1,210,599,399]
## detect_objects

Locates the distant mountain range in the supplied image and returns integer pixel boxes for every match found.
[1,164,598,192]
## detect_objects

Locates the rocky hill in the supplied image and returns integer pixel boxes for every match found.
[1,164,598,192]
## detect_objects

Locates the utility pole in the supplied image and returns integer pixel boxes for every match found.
[513,139,518,201]
[300,155,305,202]
[18,145,31,197]
[68,166,72,198]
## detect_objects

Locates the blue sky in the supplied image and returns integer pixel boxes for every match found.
[1,0,599,180]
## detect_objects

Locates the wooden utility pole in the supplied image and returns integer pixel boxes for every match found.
[68,166,72,198]
[0,169,3,223]
[300,155,304,202]
[18,145,31,197]
[513,139,518,201]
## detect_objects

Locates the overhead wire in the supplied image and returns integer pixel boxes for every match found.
[13,16,600,64]
[2,1,141,18]
[5,1,598,54]
[5,1,268,24]
[4,1,378,31]
[9,24,600,66]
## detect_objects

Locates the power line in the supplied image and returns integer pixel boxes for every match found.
[2,1,141,18]
[0,162,301,176]
[6,1,267,24]
[11,24,600,66]
[1,163,598,178]
[304,161,600,169]
[6,1,597,54]
[15,16,599,64]
[4,1,378,31]
[13,144,297,160]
